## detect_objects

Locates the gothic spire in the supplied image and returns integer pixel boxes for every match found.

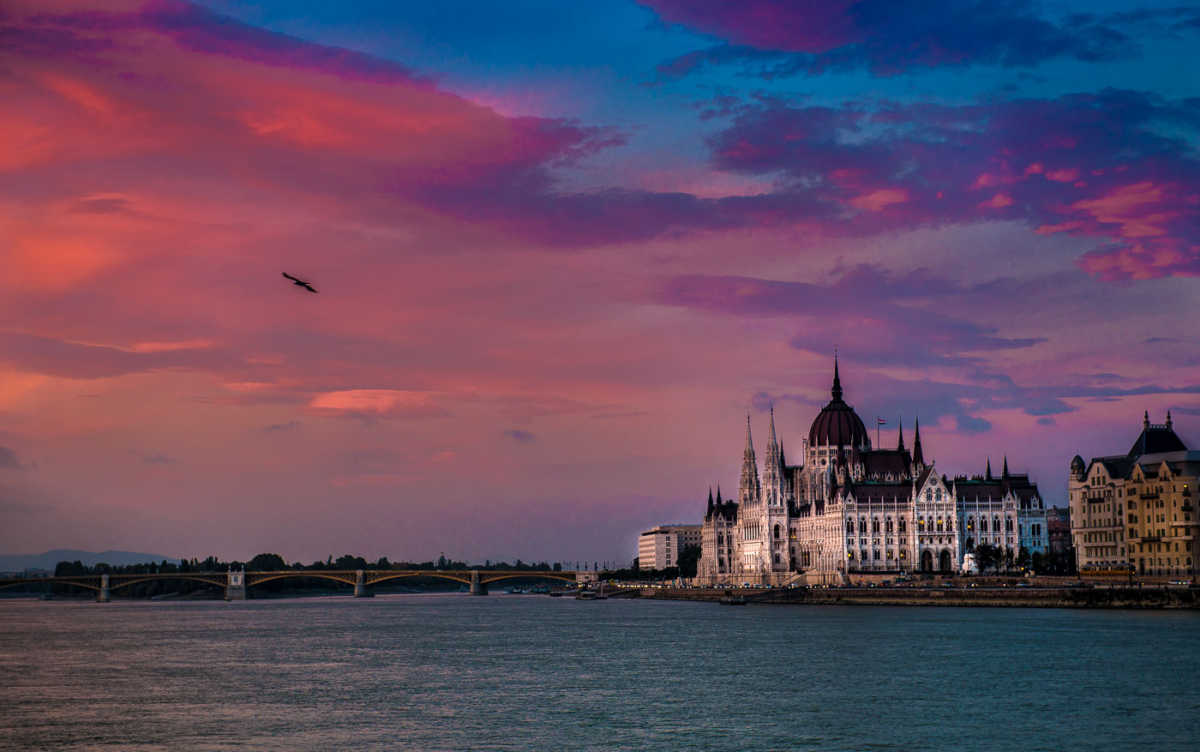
[986,457,993,480]
[1002,455,1009,478]
[1167,410,1173,429]
[739,414,760,504]
[912,416,924,468]
[767,405,778,448]
[897,417,905,452]
[832,353,843,401]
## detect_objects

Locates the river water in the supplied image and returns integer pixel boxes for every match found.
[1,594,1198,751]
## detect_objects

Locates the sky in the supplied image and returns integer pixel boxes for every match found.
[2,0,1198,564]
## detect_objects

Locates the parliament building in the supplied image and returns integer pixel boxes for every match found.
[696,360,1046,585]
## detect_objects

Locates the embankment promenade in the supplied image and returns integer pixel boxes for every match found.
[633,584,1200,608]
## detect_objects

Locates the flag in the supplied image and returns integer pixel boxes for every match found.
[876,417,887,425]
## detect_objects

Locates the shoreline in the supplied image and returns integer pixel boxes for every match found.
[634,585,1200,609]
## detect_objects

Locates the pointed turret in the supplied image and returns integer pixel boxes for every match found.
[1144,410,1150,430]
[739,414,760,505]
[762,406,783,506]
[912,417,925,469]
[1167,410,1173,429]
[832,353,843,401]
[716,485,722,504]
[1002,455,1009,479]
[986,457,993,481]
[897,418,905,452]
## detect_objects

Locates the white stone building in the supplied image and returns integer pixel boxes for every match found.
[638,524,702,570]
[695,359,1046,584]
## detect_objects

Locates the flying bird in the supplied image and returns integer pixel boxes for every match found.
[281,272,318,293]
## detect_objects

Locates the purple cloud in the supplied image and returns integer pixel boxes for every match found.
[503,429,537,443]
[707,90,1200,279]
[646,0,1147,77]
[0,447,23,470]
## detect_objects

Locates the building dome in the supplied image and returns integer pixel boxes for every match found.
[808,358,870,448]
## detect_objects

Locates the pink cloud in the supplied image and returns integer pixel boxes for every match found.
[849,188,909,211]
[978,193,1014,209]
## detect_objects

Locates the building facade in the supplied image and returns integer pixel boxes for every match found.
[1069,412,1198,576]
[638,524,702,570]
[1046,506,1071,556]
[695,360,1045,585]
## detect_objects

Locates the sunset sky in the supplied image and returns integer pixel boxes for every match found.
[2,0,1198,564]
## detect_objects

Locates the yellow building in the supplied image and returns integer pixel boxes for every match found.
[1070,412,1199,577]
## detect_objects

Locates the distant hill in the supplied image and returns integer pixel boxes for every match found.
[0,549,179,572]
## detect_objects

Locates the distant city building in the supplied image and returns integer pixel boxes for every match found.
[694,359,1045,585]
[1046,506,1071,556]
[638,524,702,570]
[1069,412,1198,576]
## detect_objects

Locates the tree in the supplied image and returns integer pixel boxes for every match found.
[248,553,287,571]
[676,545,702,578]
[974,544,999,572]
[1016,547,1031,571]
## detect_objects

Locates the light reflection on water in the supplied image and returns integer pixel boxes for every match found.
[1,594,1198,751]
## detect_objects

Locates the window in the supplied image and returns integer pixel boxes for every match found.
[899,519,907,533]
[846,519,855,535]
[774,524,781,540]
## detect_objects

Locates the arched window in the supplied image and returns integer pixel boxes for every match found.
[899,518,907,533]
[980,518,988,532]
[886,517,894,532]
[859,517,867,534]
[936,517,944,532]
[846,518,855,535]
[872,518,881,534]
[773,553,781,564]
[774,524,781,540]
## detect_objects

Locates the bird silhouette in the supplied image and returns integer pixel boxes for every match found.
[281,272,318,293]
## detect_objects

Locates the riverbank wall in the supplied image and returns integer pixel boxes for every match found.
[635,585,1200,609]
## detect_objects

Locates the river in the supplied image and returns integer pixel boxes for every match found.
[1,595,1197,751]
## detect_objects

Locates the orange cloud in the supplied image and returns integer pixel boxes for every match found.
[849,188,909,211]
[309,389,445,417]
[1072,182,1174,238]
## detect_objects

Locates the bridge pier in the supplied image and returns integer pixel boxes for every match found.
[470,569,488,596]
[225,568,246,601]
[353,569,373,597]
[96,574,110,603]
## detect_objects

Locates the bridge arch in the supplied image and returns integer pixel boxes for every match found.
[0,579,100,592]
[479,572,577,585]
[109,576,225,591]
[247,572,357,588]
[366,572,472,587]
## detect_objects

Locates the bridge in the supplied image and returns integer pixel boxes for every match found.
[0,569,584,601]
